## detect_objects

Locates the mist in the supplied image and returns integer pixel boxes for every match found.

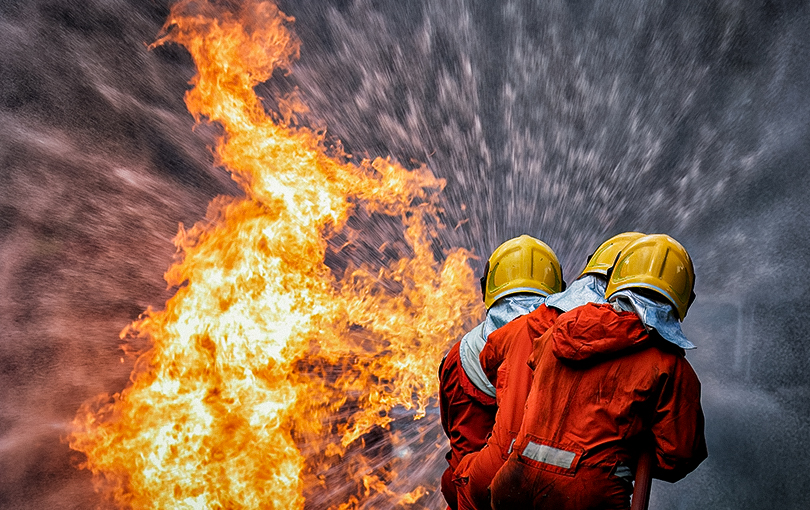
[2,0,810,508]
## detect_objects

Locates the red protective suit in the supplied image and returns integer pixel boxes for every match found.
[454,305,560,510]
[439,341,497,509]
[490,303,707,510]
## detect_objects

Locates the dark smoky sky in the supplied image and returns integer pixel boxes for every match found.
[1,0,809,509]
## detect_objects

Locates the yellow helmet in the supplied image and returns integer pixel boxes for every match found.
[481,235,563,309]
[605,234,696,319]
[579,231,646,278]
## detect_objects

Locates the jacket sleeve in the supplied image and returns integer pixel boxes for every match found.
[438,344,456,440]
[439,341,497,465]
[651,357,708,482]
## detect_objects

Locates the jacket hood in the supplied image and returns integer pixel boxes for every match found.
[550,303,649,363]
[526,304,561,338]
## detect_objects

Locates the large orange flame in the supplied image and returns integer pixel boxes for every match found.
[69,1,482,508]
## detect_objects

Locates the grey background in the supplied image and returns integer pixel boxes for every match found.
[2,0,809,508]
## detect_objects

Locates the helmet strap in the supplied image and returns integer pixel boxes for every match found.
[604,251,622,281]
[479,260,490,302]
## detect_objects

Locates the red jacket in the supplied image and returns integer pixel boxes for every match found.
[454,305,560,510]
[479,304,560,459]
[439,341,497,509]
[490,303,707,508]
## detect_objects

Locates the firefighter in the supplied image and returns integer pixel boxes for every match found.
[439,235,563,510]
[541,231,644,315]
[454,232,645,510]
[490,234,707,510]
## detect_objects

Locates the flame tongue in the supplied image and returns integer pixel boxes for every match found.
[70,1,481,508]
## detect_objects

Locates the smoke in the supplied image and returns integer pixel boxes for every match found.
[2,0,810,508]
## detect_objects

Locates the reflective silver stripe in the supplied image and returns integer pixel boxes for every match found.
[458,323,497,398]
[508,438,516,454]
[614,464,633,481]
[521,441,576,469]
